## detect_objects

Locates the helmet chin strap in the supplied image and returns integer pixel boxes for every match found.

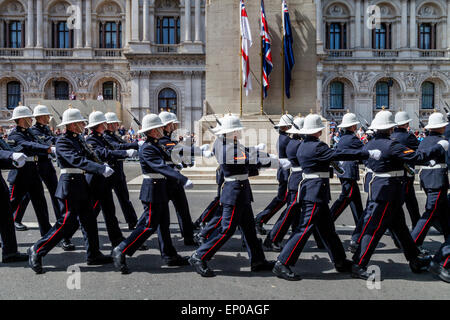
[75,122,84,134]
[24,118,33,128]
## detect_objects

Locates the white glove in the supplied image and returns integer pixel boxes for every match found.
[255,143,266,151]
[269,153,278,160]
[429,159,436,167]
[138,140,145,146]
[51,146,56,154]
[200,144,210,152]
[184,179,194,189]
[437,140,449,152]
[202,150,214,158]
[126,149,138,157]
[12,152,26,168]
[368,149,382,160]
[279,158,292,170]
[103,165,114,178]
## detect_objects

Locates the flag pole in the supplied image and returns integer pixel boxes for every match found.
[240,34,243,117]
[260,33,264,115]
[281,30,285,114]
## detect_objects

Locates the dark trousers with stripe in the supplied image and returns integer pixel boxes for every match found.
[267,191,301,244]
[432,236,450,267]
[168,182,194,239]
[403,177,421,229]
[0,179,19,257]
[10,174,51,237]
[111,174,138,226]
[330,178,363,224]
[351,197,371,244]
[199,205,223,240]
[195,202,266,263]
[117,202,178,258]
[92,187,124,248]
[411,188,450,247]
[352,200,420,268]
[33,196,101,260]
[255,181,288,224]
[277,201,346,267]
[196,197,221,226]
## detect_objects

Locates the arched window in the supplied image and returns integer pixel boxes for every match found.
[54,80,69,100]
[7,81,21,110]
[158,88,177,114]
[421,81,434,109]
[102,81,115,100]
[375,81,389,109]
[329,81,344,109]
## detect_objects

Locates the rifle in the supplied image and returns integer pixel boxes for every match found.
[261,111,278,130]
[49,104,63,121]
[78,135,103,164]
[125,107,142,127]
[415,112,426,129]
[357,113,371,131]
[213,114,222,126]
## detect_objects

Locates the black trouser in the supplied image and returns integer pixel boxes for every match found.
[277,201,346,267]
[117,201,178,258]
[167,181,194,239]
[109,172,138,226]
[199,205,224,240]
[195,196,221,226]
[255,180,288,224]
[330,178,364,224]
[195,202,266,264]
[0,179,19,257]
[402,176,421,229]
[353,199,420,268]
[32,176,101,260]
[411,187,450,246]
[10,169,51,236]
[432,236,450,267]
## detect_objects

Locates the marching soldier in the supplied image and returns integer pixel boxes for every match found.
[103,112,141,230]
[13,104,75,250]
[112,114,193,274]
[7,106,53,237]
[254,114,293,235]
[411,112,450,247]
[0,145,28,263]
[189,114,286,277]
[351,110,447,280]
[329,112,365,225]
[28,108,114,274]
[85,111,138,249]
[272,114,382,281]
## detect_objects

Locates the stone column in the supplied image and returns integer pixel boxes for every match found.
[355,0,361,48]
[446,0,450,49]
[184,71,192,128]
[315,0,324,52]
[149,0,155,43]
[194,0,201,42]
[26,0,34,47]
[410,0,416,48]
[401,0,407,48]
[140,71,150,111]
[125,0,131,45]
[131,71,140,111]
[143,0,149,41]
[36,0,43,47]
[363,0,370,48]
[184,0,192,42]
[131,0,139,41]
[75,0,83,48]
[86,0,92,47]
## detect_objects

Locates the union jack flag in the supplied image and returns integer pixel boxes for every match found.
[260,0,273,98]
[240,0,252,96]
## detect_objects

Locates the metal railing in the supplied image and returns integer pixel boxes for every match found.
[326,49,353,57]
[45,49,73,57]
[94,49,123,57]
[0,48,24,56]
[152,44,180,53]
[372,49,399,57]
[418,49,446,57]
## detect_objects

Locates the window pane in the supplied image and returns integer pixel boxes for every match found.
[103,81,114,100]
[54,81,69,100]
[7,82,21,110]
[376,82,389,108]
[422,82,434,109]
[330,82,344,109]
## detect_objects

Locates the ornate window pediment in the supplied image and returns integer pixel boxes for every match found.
[49,1,71,17]
[97,1,123,17]
[1,0,25,16]
[326,4,350,18]
[418,3,442,18]
[156,0,180,9]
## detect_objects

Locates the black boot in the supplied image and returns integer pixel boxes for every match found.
[263,237,282,252]
[348,240,358,254]
[188,253,215,277]
[14,222,28,231]
[27,246,43,274]
[2,252,28,263]
[335,259,353,273]
[61,239,75,251]
[251,260,275,272]
[165,254,190,267]
[351,264,371,280]
[272,261,301,281]
[112,247,130,274]
[87,252,113,265]
[428,261,450,283]
[255,220,266,235]
[410,255,432,273]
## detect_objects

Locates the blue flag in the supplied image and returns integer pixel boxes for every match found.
[283,0,295,99]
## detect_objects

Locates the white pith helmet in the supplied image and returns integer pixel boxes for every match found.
[33,104,52,117]
[369,109,396,130]
[299,114,325,134]
[425,111,448,129]
[105,112,121,124]
[274,113,294,128]
[10,106,33,121]
[215,114,245,135]
[286,117,305,134]
[86,111,107,129]
[337,112,360,128]
[57,108,87,127]
[159,111,174,126]
[394,111,412,126]
[210,117,224,135]
[168,112,180,124]
[138,113,165,134]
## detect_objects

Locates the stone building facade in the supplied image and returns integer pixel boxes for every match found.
[0,0,206,130]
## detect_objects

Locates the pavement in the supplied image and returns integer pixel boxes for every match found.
[1,163,449,300]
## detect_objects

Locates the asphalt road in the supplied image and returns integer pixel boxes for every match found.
[1,163,449,300]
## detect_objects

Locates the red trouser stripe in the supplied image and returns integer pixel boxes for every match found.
[205,217,223,239]
[13,205,20,221]
[414,191,441,243]
[10,185,14,201]
[37,199,69,254]
[359,202,389,266]
[358,211,375,244]
[285,202,317,265]
[273,192,298,243]
[260,190,288,224]
[201,206,236,260]
[122,203,152,254]
[93,200,99,209]
[202,200,220,222]
[444,256,449,268]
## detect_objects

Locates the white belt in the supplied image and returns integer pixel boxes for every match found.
[143,173,166,179]
[302,172,329,179]
[224,174,249,182]
[291,167,302,172]
[420,164,447,170]
[372,170,404,178]
[25,156,38,162]
[60,168,84,174]
[365,168,373,173]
